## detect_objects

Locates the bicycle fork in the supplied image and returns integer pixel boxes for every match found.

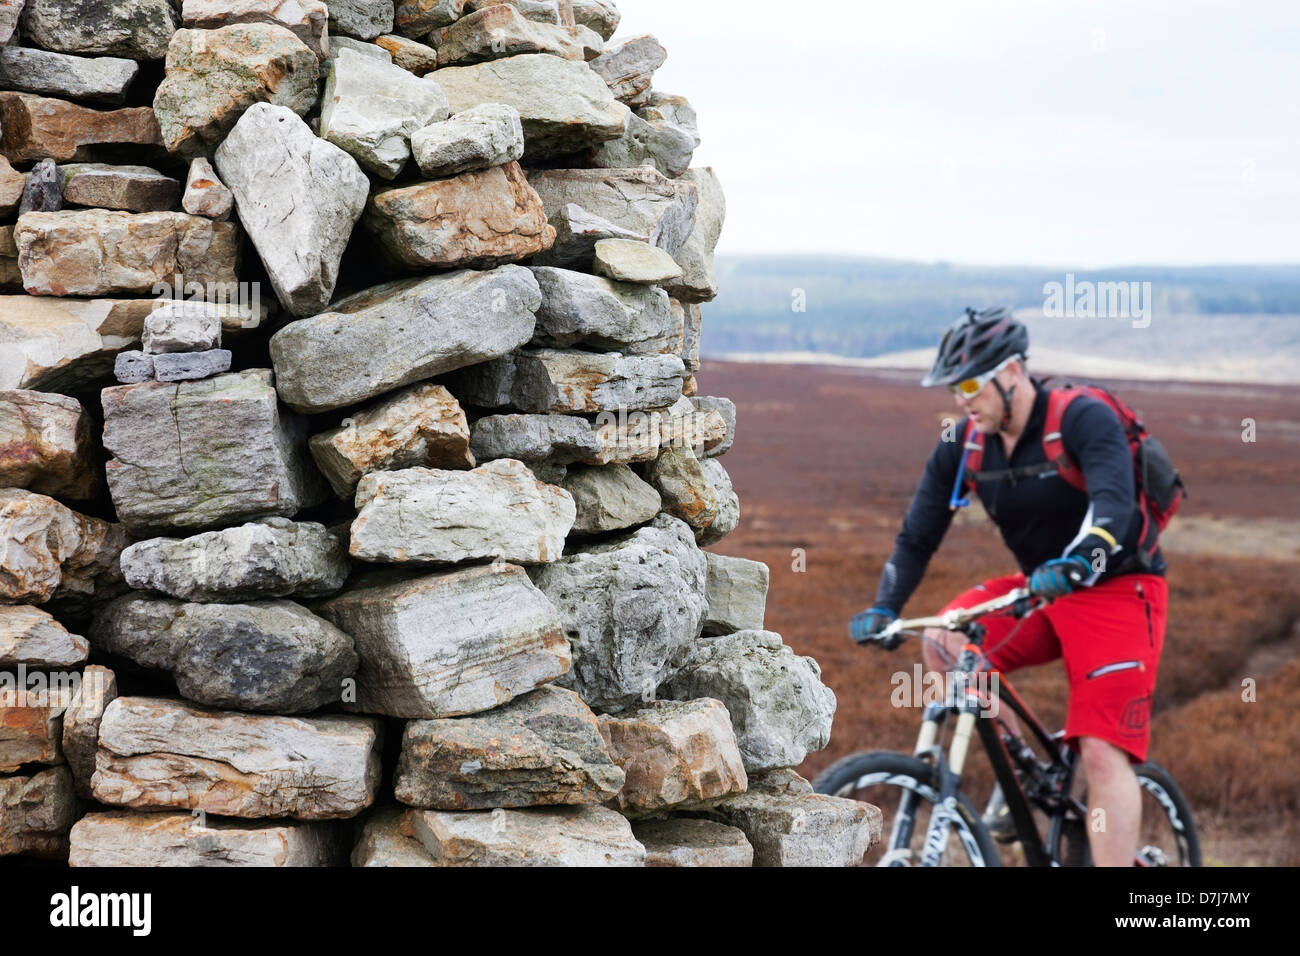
[888,648,986,866]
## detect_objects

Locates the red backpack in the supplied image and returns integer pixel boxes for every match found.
[956,382,1187,568]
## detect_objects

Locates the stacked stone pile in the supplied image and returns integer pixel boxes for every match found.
[0,0,880,867]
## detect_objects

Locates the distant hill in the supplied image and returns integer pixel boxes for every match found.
[700,256,1300,382]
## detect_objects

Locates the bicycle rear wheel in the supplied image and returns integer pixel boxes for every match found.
[1051,760,1201,866]
[813,752,1001,867]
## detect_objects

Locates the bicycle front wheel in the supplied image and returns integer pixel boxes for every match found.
[812,752,1001,867]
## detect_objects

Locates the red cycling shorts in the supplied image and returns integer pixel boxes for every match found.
[938,570,1168,764]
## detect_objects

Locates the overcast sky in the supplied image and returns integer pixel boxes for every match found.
[611,0,1300,267]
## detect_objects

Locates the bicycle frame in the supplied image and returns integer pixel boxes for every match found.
[881,589,1090,866]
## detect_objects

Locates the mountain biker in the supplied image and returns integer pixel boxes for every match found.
[850,307,1169,867]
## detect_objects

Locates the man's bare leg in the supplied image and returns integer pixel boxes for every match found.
[1079,736,1141,866]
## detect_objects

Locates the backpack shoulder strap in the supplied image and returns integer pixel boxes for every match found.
[1043,386,1087,491]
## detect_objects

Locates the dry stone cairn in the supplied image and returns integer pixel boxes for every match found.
[0,0,877,867]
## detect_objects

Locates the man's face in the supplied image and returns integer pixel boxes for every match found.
[954,364,1019,434]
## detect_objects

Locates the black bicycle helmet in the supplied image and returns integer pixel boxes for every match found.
[920,307,1028,387]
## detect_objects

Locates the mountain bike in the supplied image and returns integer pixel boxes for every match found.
[815,586,1201,866]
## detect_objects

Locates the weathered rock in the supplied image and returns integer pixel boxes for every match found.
[215,104,370,317]
[69,810,342,866]
[0,156,24,215]
[120,518,349,601]
[153,24,319,159]
[0,0,22,45]
[639,91,700,147]
[317,564,571,719]
[62,163,180,212]
[690,396,735,458]
[591,108,696,178]
[704,552,768,636]
[0,46,139,106]
[667,167,725,302]
[327,35,392,63]
[0,489,126,605]
[350,459,575,565]
[375,34,438,74]
[101,369,326,535]
[646,445,718,532]
[19,0,178,60]
[113,350,153,383]
[394,684,624,809]
[181,0,330,59]
[328,0,394,39]
[0,92,161,163]
[632,817,753,868]
[571,0,619,40]
[181,156,233,220]
[366,161,554,269]
[268,265,540,413]
[91,595,357,712]
[529,266,676,354]
[561,463,660,534]
[451,348,685,415]
[310,384,473,498]
[18,158,64,215]
[679,300,702,371]
[0,226,18,289]
[589,34,666,107]
[394,0,465,36]
[141,299,220,354]
[351,807,436,866]
[14,210,240,297]
[0,606,88,668]
[463,0,561,23]
[696,457,739,545]
[532,514,707,712]
[527,166,697,255]
[598,698,747,814]
[410,103,524,177]
[406,804,645,866]
[433,53,628,159]
[151,347,232,381]
[0,766,76,858]
[469,413,602,468]
[594,237,683,285]
[0,700,63,771]
[662,629,835,772]
[692,787,881,867]
[0,389,99,499]
[93,697,382,819]
[530,201,640,270]
[320,48,449,178]
[659,399,727,458]
[60,664,117,799]
[435,4,592,67]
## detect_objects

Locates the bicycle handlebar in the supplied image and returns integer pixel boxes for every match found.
[875,587,1045,643]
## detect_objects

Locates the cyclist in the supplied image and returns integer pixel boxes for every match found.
[850,307,1169,867]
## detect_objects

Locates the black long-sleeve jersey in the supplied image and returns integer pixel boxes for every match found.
[873,377,1166,613]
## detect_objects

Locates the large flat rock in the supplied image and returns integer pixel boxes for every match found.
[317,564,571,718]
[394,684,624,809]
[0,92,161,163]
[269,265,540,413]
[69,810,343,866]
[92,697,382,819]
[14,209,240,297]
[432,53,628,159]
[526,166,697,255]
[350,459,575,565]
[406,804,645,866]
